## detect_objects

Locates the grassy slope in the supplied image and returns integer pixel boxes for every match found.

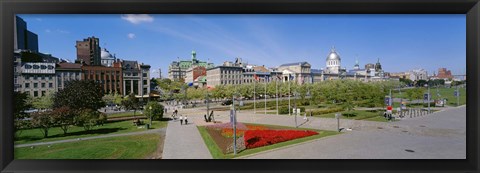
[15,133,160,159]
[15,120,168,145]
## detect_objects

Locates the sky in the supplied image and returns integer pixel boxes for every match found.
[18,14,466,78]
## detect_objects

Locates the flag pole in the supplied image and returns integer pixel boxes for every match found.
[288,75,291,116]
[254,75,256,114]
[276,75,279,115]
[265,76,267,115]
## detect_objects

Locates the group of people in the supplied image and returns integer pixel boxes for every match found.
[171,109,188,125]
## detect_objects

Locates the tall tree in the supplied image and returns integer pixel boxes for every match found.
[32,91,54,111]
[51,106,75,135]
[53,80,105,110]
[13,92,32,138]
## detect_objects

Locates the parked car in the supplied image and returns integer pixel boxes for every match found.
[221,99,233,106]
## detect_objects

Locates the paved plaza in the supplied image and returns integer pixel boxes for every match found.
[162,105,466,159]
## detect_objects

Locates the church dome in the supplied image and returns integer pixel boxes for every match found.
[101,48,114,60]
[326,47,341,61]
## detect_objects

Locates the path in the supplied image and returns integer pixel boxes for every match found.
[15,127,166,148]
[162,118,213,159]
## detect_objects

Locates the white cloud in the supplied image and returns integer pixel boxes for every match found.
[127,33,136,39]
[35,18,42,22]
[56,29,70,34]
[121,14,154,24]
[45,29,51,33]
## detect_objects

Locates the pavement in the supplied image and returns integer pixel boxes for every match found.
[239,106,466,159]
[161,117,213,159]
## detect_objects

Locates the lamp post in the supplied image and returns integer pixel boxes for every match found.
[149,106,152,127]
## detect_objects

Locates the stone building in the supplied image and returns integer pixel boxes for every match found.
[168,51,214,81]
[56,62,82,91]
[100,48,117,67]
[277,62,311,84]
[19,62,57,97]
[122,60,151,98]
[82,61,123,95]
[206,66,243,87]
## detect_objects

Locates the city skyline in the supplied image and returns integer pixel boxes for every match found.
[18,14,466,77]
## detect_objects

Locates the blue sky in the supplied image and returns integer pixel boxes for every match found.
[18,14,466,78]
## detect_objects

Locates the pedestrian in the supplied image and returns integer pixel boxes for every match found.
[184,116,188,125]
[179,115,184,125]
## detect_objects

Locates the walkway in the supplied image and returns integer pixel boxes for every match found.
[162,118,213,159]
[240,106,466,159]
[15,127,166,148]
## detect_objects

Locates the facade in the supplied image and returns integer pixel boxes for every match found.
[82,61,123,95]
[56,62,82,91]
[277,62,312,84]
[122,60,151,98]
[409,69,428,81]
[76,37,101,66]
[100,48,117,67]
[436,68,453,79]
[14,16,38,52]
[168,51,214,81]
[206,66,243,87]
[390,72,410,79]
[185,66,206,85]
[19,62,57,97]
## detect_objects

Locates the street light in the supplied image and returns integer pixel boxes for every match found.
[149,106,152,127]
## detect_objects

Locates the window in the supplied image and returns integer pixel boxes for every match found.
[41,91,46,96]
[34,83,38,88]
[34,91,38,97]
[41,75,45,80]
[49,76,53,80]
[143,80,147,85]
[49,83,53,88]
[143,73,147,77]
[133,72,138,76]
[25,83,30,88]
[41,83,45,88]
[25,64,32,69]
[33,65,39,69]
[41,65,47,69]
[48,65,54,69]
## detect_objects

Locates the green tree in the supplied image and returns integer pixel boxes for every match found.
[75,109,103,131]
[53,80,105,110]
[14,92,32,139]
[144,101,165,125]
[32,91,54,111]
[51,106,75,135]
[31,110,55,138]
[121,93,141,118]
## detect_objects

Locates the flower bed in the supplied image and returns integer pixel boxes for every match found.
[244,130,318,149]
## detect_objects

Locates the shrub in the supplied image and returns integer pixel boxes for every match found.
[244,130,318,149]
[307,107,344,116]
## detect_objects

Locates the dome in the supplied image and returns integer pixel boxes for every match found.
[326,48,341,61]
[101,48,114,60]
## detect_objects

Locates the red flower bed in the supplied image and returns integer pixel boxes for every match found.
[244,130,318,149]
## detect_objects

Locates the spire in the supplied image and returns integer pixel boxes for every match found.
[377,58,380,63]
[331,45,336,52]
[191,50,196,60]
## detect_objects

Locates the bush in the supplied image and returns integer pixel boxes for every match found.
[278,106,305,115]
[307,107,344,116]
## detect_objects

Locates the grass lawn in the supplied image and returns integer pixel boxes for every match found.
[107,111,144,118]
[15,133,160,159]
[197,123,340,159]
[15,120,168,145]
[316,110,390,122]
[391,87,466,107]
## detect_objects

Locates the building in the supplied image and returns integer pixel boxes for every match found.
[14,16,38,52]
[409,69,428,81]
[324,47,342,74]
[168,51,214,81]
[185,66,206,86]
[100,48,117,67]
[122,60,151,98]
[56,62,82,91]
[82,61,123,95]
[436,68,453,79]
[19,62,57,97]
[76,37,101,66]
[389,72,410,79]
[277,62,311,84]
[206,66,243,87]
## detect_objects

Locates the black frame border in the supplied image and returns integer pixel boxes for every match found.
[1,0,479,173]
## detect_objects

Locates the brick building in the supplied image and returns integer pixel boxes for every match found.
[81,61,123,95]
[76,37,101,66]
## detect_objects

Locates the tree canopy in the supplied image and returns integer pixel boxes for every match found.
[53,80,105,110]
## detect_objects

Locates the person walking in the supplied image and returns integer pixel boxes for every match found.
[184,116,188,125]
[179,115,184,125]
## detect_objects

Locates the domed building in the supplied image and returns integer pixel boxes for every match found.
[325,46,341,74]
[101,48,116,67]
